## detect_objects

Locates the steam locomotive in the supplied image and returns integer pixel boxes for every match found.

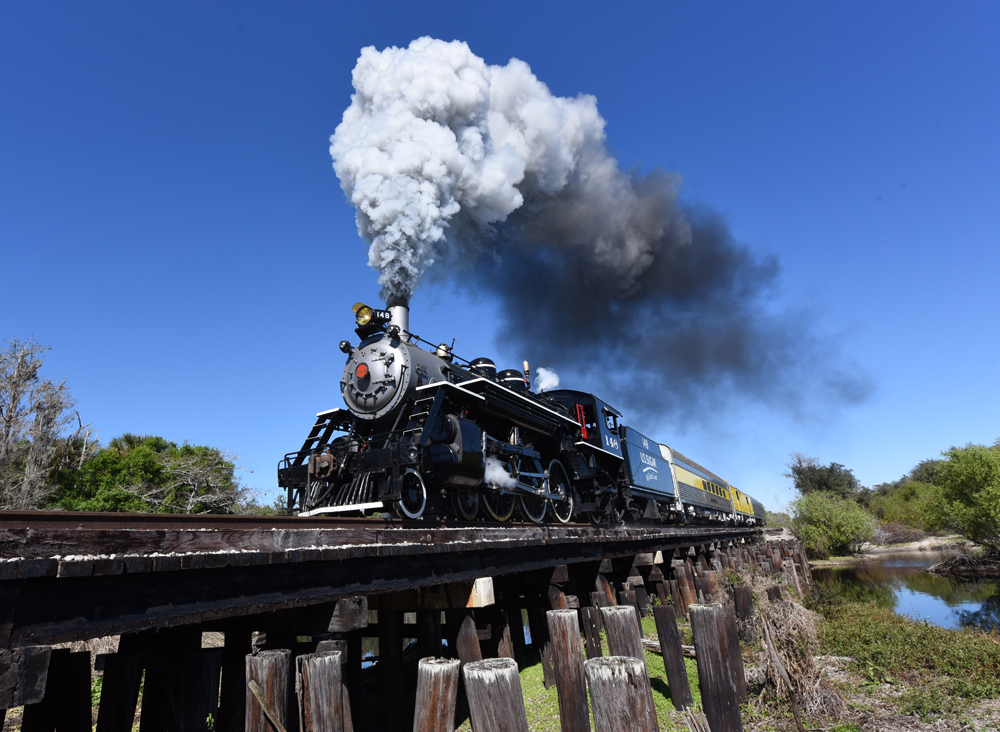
[278,303,766,526]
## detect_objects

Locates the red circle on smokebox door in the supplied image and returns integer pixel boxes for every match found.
[356,364,369,378]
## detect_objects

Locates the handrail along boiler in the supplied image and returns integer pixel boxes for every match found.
[278,303,767,526]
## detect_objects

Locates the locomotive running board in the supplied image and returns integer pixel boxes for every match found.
[298,502,384,517]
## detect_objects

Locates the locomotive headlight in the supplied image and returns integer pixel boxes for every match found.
[353,302,373,326]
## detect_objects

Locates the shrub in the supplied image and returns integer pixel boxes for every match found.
[765,510,791,528]
[791,492,874,558]
[933,444,1000,555]
[872,522,926,546]
[869,480,943,531]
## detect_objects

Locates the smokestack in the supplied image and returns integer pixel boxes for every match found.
[388,304,410,342]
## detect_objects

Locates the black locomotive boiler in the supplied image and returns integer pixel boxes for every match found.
[278,303,766,527]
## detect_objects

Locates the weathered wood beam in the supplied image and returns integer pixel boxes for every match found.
[0,644,49,709]
[3,525,762,649]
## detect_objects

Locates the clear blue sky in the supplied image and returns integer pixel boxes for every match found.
[3,1,998,510]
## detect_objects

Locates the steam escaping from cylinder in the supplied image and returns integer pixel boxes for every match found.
[330,38,871,419]
[483,456,517,489]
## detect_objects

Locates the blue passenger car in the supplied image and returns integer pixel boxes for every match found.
[621,426,672,498]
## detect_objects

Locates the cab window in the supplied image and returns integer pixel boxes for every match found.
[602,409,619,432]
[575,403,599,441]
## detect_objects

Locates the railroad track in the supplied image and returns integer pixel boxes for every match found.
[0,508,771,535]
[0,509,765,649]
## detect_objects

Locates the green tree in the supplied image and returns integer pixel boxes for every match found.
[791,491,875,559]
[872,458,943,498]
[51,445,159,512]
[766,510,791,528]
[51,434,247,514]
[932,443,1000,555]
[869,480,943,531]
[909,459,942,486]
[784,453,862,500]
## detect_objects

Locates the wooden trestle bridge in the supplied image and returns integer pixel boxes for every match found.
[0,512,805,731]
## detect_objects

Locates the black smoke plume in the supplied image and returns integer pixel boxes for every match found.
[330,38,871,420]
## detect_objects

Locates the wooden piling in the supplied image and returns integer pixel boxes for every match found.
[138,628,223,732]
[599,603,659,717]
[540,641,556,690]
[584,656,659,732]
[137,629,196,731]
[22,648,91,732]
[219,624,253,732]
[463,658,530,732]
[413,658,460,732]
[674,565,695,617]
[722,604,748,705]
[549,584,569,611]
[694,576,711,604]
[501,599,527,668]
[475,605,502,659]
[315,638,347,660]
[346,629,363,691]
[689,604,744,732]
[527,604,551,648]
[417,609,442,660]
[246,649,291,732]
[297,650,345,732]
[651,605,692,710]
[580,607,603,660]
[705,571,719,603]
[733,586,755,643]
[595,575,617,606]
[496,608,516,661]
[456,614,483,671]
[96,635,143,732]
[617,590,643,636]
[546,610,591,732]
[766,586,783,603]
[443,609,462,661]
[589,591,609,618]
[378,608,405,731]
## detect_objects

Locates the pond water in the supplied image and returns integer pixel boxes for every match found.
[812,552,1000,633]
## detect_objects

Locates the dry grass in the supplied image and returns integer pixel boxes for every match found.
[715,565,847,727]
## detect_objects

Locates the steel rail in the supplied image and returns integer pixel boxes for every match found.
[0,509,769,534]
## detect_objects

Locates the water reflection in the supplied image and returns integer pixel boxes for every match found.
[812,553,1000,632]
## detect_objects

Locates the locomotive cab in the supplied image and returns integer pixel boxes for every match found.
[544,390,624,460]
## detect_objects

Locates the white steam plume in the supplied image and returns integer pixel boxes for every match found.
[534,367,560,392]
[330,37,673,304]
